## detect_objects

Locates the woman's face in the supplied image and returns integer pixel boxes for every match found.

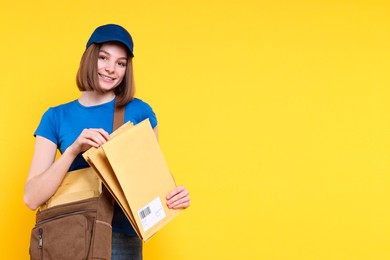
[97,42,128,92]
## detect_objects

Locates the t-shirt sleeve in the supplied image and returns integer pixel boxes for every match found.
[34,108,58,145]
[144,102,158,128]
[128,99,158,128]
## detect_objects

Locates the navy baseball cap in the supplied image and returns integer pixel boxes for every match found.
[86,24,134,57]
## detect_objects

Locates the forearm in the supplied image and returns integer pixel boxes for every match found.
[24,148,77,210]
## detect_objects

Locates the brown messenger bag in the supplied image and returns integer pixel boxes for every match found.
[29,103,124,260]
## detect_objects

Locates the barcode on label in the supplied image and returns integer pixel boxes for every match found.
[138,197,166,232]
[139,206,152,219]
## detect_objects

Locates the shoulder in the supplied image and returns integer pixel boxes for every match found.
[44,100,78,114]
[124,98,158,127]
[39,100,78,124]
[35,100,76,143]
[125,98,155,114]
[126,98,153,108]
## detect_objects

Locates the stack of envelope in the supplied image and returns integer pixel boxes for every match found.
[83,119,181,241]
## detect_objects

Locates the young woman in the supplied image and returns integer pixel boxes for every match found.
[24,24,190,259]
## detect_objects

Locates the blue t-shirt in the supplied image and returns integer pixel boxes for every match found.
[34,97,158,236]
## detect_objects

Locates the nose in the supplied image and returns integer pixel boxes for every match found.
[105,63,115,73]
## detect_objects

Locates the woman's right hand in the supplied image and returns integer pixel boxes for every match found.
[68,128,111,156]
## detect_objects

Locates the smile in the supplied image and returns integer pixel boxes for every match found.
[98,73,116,81]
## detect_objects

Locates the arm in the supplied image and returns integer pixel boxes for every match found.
[153,126,190,209]
[24,128,110,210]
[23,136,76,210]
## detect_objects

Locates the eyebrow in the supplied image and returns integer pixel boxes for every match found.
[99,49,127,60]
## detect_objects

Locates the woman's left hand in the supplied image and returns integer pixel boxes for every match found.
[166,186,190,209]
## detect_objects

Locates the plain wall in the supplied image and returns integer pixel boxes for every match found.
[1,0,390,259]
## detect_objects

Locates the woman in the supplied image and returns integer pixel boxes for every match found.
[24,24,190,259]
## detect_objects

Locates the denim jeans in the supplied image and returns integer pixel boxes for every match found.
[111,232,143,260]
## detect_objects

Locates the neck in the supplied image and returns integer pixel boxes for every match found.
[78,91,115,106]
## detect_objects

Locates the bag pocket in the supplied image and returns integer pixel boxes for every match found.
[30,213,93,260]
[90,220,112,259]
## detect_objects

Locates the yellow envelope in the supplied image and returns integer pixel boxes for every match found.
[41,167,102,210]
[83,119,181,241]
[83,122,141,238]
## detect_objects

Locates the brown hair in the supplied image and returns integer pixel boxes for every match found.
[76,43,135,107]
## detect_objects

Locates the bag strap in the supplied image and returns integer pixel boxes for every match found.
[96,99,125,222]
[113,102,125,131]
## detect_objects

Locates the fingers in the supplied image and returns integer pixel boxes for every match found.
[82,128,110,147]
[70,128,110,155]
[166,186,185,200]
[166,185,190,209]
[92,128,110,141]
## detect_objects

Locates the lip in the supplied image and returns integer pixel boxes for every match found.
[98,73,116,81]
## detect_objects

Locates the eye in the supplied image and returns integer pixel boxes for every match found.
[117,61,127,67]
[98,55,108,60]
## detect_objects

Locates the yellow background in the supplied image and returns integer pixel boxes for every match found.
[1,0,390,259]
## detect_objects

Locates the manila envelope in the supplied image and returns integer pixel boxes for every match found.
[83,122,141,238]
[101,119,182,241]
[40,167,102,210]
[83,119,181,241]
